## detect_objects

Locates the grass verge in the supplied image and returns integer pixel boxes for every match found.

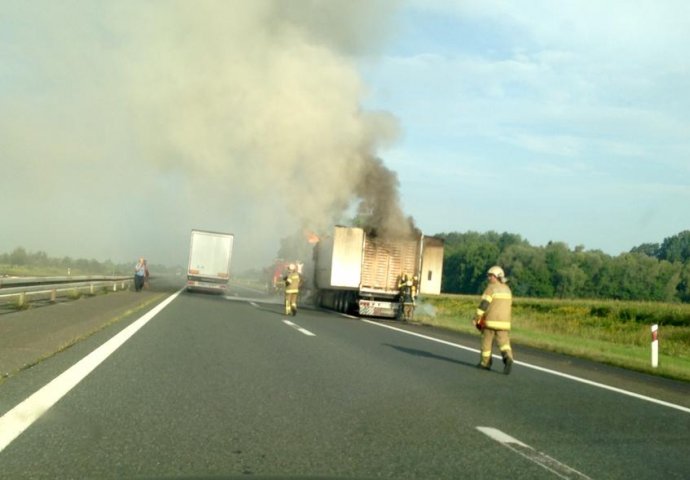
[415,294,690,383]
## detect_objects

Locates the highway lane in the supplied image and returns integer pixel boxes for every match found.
[0,286,688,479]
[261,303,690,478]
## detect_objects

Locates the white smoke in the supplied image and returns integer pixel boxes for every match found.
[0,0,405,269]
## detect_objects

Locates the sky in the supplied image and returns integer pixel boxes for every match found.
[364,0,690,255]
[1,0,689,271]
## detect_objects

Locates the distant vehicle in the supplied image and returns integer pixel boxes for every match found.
[186,229,234,293]
[312,226,444,318]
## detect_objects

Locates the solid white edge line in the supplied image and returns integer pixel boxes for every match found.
[477,427,593,480]
[282,319,315,336]
[359,318,690,414]
[0,289,183,453]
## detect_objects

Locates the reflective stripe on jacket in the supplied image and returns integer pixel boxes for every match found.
[476,282,512,330]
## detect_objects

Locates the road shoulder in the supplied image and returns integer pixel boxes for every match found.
[0,291,166,379]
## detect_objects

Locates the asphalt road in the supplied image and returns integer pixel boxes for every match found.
[0,283,688,479]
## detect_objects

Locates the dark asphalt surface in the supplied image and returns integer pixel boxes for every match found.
[0,279,688,479]
[0,278,175,378]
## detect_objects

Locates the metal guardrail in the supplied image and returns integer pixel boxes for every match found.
[0,276,133,308]
[0,275,130,288]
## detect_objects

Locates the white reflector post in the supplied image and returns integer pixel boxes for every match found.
[651,324,659,368]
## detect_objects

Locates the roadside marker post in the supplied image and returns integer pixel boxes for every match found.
[651,324,659,368]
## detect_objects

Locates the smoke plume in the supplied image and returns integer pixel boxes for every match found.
[0,0,412,269]
[354,156,419,239]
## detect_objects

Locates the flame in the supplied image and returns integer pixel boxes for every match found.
[305,230,320,244]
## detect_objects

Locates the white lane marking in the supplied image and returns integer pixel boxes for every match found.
[0,289,183,453]
[225,295,282,305]
[282,319,315,336]
[359,318,690,414]
[477,427,593,479]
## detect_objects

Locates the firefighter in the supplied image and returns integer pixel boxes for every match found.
[398,273,414,301]
[473,265,514,374]
[283,263,301,316]
[398,273,415,320]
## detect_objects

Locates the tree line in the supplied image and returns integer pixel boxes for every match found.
[0,247,178,277]
[438,230,690,303]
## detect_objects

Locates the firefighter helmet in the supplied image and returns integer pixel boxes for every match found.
[288,263,296,271]
[487,265,505,280]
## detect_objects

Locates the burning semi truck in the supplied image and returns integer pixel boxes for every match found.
[312,226,443,318]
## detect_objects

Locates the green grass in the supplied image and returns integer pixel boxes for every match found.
[415,294,690,382]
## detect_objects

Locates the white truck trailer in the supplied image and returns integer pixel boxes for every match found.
[312,226,444,318]
[186,229,234,293]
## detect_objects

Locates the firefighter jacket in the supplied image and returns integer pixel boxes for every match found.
[398,275,414,303]
[284,272,301,294]
[475,282,512,330]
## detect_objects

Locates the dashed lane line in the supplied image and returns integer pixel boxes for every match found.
[246,300,314,336]
[282,319,316,336]
[477,427,593,479]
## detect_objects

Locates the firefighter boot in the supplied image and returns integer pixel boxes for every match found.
[502,352,514,375]
[476,361,492,371]
[477,352,492,370]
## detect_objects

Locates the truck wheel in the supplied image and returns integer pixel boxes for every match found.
[343,293,353,314]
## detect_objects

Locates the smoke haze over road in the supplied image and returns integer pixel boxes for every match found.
[1,0,406,270]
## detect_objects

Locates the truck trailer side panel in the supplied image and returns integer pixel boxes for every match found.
[361,236,420,294]
[314,226,364,290]
[331,227,365,288]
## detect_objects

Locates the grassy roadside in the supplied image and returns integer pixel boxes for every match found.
[414,294,690,382]
[0,264,114,277]
[0,292,167,386]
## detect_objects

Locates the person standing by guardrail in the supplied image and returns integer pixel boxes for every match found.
[134,257,146,292]
[144,259,150,289]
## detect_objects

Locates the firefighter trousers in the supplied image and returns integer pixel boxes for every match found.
[285,292,298,315]
[479,328,512,367]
